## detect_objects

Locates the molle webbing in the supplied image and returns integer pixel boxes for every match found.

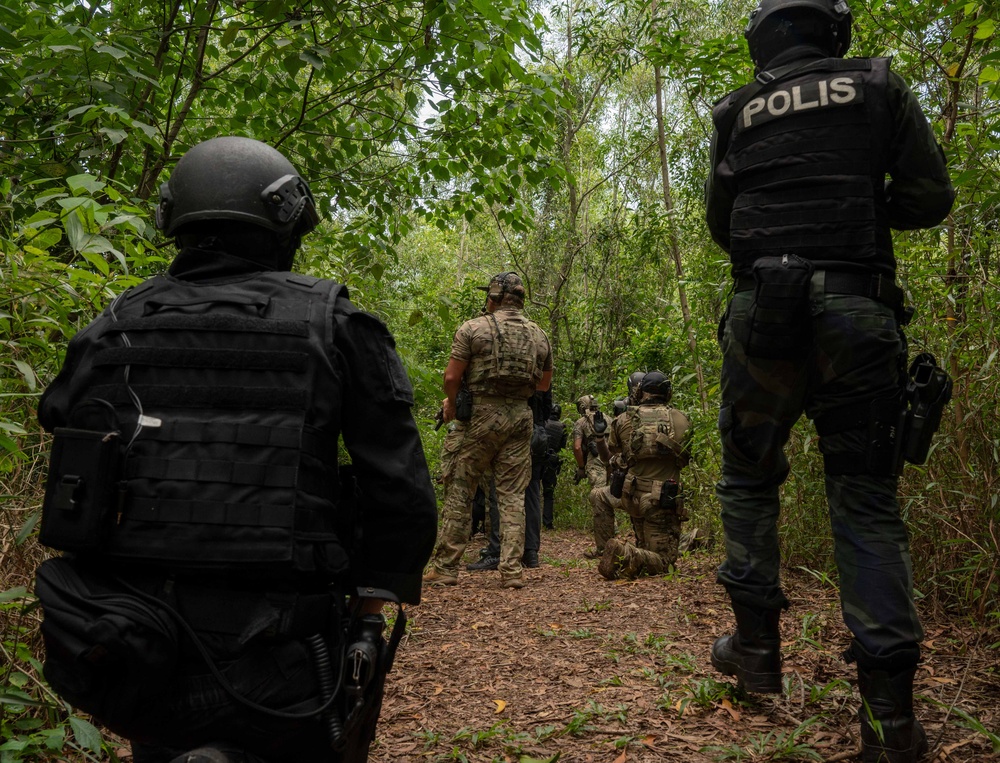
[101,313,309,337]
[126,498,296,528]
[123,457,329,495]
[91,272,345,574]
[727,59,885,265]
[92,347,308,372]
[89,384,308,410]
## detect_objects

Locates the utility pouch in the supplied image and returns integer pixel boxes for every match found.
[587,441,599,458]
[903,353,953,465]
[609,467,627,499]
[34,557,179,734]
[455,388,473,422]
[658,479,680,512]
[40,428,123,552]
[741,254,815,359]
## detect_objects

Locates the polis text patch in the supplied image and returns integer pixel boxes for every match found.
[739,75,863,130]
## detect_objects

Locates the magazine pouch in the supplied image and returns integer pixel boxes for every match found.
[34,557,179,734]
[741,254,815,359]
[39,428,123,553]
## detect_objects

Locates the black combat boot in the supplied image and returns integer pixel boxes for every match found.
[467,553,499,571]
[711,602,782,693]
[848,641,928,763]
[522,550,540,568]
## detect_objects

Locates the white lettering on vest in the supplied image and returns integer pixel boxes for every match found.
[792,85,819,110]
[743,97,766,127]
[767,90,790,116]
[739,75,861,129]
[829,77,857,103]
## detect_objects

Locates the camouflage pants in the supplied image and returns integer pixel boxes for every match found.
[622,487,681,576]
[586,457,607,489]
[589,485,618,553]
[716,290,923,657]
[431,401,533,582]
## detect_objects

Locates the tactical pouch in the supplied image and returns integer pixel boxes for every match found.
[455,389,473,422]
[34,557,179,735]
[39,428,123,552]
[741,254,815,359]
[659,479,680,512]
[587,441,599,458]
[903,353,953,465]
[609,467,627,499]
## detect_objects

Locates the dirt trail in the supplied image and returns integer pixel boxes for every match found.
[370,529,999,763]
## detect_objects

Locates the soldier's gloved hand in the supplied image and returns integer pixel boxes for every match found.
[574,467,586,484]
[593,410,607,436]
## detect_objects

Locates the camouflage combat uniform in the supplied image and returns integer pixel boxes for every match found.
[573,413,609,489]
[598,398,691,579]
[588,409,624,556]
[428,307,552,585]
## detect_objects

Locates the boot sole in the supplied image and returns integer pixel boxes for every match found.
[711,652,782,694]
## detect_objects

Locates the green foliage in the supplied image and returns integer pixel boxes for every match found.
[702,717,825,761]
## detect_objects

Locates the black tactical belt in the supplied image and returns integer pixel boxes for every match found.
[735,270,904,314]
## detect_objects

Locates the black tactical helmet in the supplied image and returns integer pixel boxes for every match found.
[156,137,320,238]
[627,371,646,396]
[551,404,562,419]
[745,0,852,70]
[639,370,672,401]
[612,398,628,417]
[576,394,598,415]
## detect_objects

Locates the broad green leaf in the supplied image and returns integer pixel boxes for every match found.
[13,360,37,392]
[66,174,105,195]
[100,126,128,144]
[0,587,28,603]
[68,716,104,753]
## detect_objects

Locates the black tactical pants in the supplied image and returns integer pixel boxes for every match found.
[716,291,923,659]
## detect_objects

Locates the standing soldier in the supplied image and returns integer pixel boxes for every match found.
[573,395,610,558]
[423,272,552,590]
[705,1,955,761]
[541,404,568,530]
[594,371,691,579]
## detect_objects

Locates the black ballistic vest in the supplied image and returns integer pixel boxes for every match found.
[544,418,567,452]
[717,58,893,274]
[79,271,349,578]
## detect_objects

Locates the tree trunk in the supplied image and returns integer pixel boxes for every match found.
[654,64,708,414]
